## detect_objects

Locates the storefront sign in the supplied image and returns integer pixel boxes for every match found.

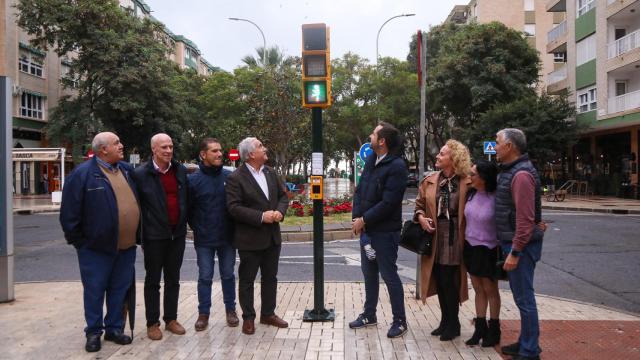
[12,150,60,162]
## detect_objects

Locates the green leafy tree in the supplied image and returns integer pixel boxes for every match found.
[407,22,578,167]
[16,0,184,162]
[475,93,580,166]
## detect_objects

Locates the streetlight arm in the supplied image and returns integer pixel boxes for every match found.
[376,13,415,65]
[228,17,267,66]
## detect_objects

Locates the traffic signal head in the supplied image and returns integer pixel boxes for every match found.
[301,23,331,108]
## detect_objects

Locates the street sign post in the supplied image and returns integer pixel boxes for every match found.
[228,149,240,161]
[302,23,335,322]
[484,141,496,161]
[1,76,14,303]
[355,143,372,187]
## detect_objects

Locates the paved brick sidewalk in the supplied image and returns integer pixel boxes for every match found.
[0,281,637,359]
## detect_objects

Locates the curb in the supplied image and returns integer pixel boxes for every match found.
[542,205,640,215]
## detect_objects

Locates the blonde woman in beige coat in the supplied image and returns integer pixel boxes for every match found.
[414,139,471,341]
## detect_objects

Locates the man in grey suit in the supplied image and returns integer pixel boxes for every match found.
[226,137,289,335]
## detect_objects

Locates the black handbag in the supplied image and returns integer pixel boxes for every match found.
[400,220,433,255]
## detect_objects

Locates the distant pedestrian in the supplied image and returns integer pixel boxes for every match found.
[349,122,409,338]
[60,132,139,352]
[133,133,188,340]
[188,138,239,331]
[42,173,48,193]
[463,159,501,347]
[414,139,471,341]
[226,137,289,335]
[495,128,544,360]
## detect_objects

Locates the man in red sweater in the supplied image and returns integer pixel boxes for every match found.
[133,133,189,341]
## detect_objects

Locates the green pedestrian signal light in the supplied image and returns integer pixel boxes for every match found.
[304,81,328,104]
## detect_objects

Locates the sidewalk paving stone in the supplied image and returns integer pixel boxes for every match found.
[1,281,637,359]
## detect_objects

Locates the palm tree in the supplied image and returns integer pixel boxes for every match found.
[241,46,285,68]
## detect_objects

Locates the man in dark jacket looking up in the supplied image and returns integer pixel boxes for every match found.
[494,128,543,360]
[349,122,409,338]
[60,132,139,352]
[188,138,238,331]
[226,137,289,335]
[133,133,188,341]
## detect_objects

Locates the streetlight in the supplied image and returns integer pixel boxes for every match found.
[376,13,415,65]
[228,17,267,67]
[375,13,415,120]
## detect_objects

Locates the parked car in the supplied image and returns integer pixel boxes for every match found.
[407,173,419,187]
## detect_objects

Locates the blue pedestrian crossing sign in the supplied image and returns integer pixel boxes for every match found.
[359,143,373,161]
[484,141,496,155]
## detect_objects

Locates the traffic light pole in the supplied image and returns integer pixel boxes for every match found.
[303,107,335,322]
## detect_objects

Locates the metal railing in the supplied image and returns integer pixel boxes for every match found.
[608,89,640,114]
[608,29,640,58]
[548,66,567,84]
[578,0,596,17]
[548,20,567,43]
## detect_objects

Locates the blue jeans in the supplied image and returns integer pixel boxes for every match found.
[77,246,136,336]
[503,240,543,357]
[360,231,406,322]
[195,244,237,314]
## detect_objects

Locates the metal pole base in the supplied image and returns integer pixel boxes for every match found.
[303,308,336,322]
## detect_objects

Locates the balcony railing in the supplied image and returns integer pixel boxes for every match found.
[608,89,640,114]
[608,29,640,59]
[548,66,567,84]
[578,0,596,16]
[548,20,567,43]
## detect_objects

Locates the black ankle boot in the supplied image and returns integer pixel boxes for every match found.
[482,318,501,347]
[439,319,460,341]
[431,317,447,336]
[465,317,487,345]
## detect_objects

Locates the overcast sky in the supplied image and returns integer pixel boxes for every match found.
[148,0,461,71]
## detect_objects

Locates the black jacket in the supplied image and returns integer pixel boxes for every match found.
[352,153,408,233]
[133,159,188,242]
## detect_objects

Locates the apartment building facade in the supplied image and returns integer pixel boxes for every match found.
[547,0,639,196]
[1,0,215,195]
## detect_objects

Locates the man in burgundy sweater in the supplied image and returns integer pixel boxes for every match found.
[133,133,189,341]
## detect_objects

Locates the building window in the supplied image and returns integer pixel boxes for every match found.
[577,0,595,17]
[18,51,44,78]
[577,86,597,113]
[60,64,78,88]
[524,24,536,37]
[576,34,596,66]
[20,93,45,120]
[553,52,566,63]
[524,0,535,11]
[185,47,196,61]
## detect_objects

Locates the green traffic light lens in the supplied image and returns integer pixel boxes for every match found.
[305,81,327,104]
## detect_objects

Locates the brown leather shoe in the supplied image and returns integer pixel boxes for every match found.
[242,319,255,335]
[226,310,240,327]
[147,324,163,340]
[165,320,186,335]
[260,314,288,328]
[194,314,209,331]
